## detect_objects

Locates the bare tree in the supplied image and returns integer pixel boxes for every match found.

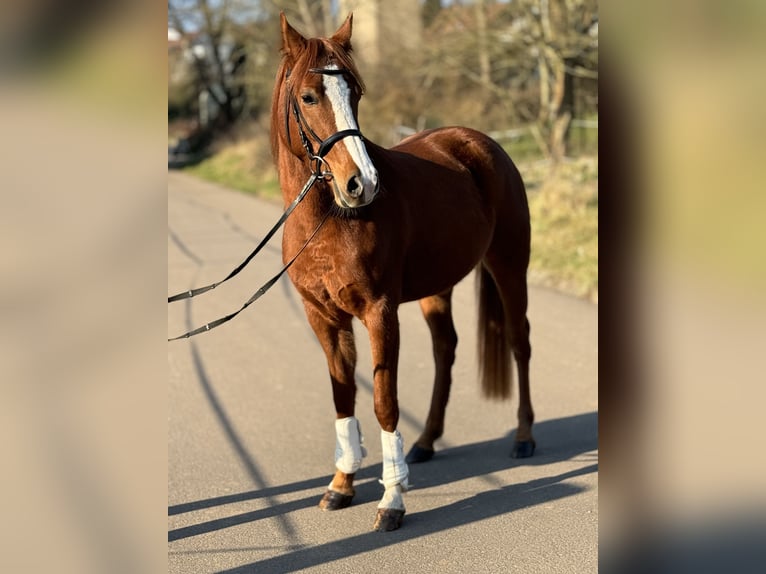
[168,0,253,129]
[422,0,443,28]
[475,0,491,87]
[167,1,597,163]
[417,0,597,162]
[530,0,598,162]
[270,0,337,38]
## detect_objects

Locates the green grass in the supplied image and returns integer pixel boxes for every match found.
[568,122,599,156]
[499,121,599,162]
[502,132,544,163]
[183,143,281,201]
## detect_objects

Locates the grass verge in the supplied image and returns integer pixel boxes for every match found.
[183,138,281,201]
[521,158,598,302]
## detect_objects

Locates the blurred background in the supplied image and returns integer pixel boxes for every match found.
[2,0,766,572]
[168,0,598,157]
[168,0,599,302]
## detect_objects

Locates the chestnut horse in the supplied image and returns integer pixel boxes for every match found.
[273,14,534,531]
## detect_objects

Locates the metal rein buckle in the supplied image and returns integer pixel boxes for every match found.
[310,155,333,181]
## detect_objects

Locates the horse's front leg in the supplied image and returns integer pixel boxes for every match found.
[304,306,365,511]
[366,301,409,531]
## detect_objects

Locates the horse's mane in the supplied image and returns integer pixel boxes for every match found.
[270,36,366,165]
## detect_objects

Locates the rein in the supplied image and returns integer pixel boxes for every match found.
[167,204,331,341]
[167,67,363,341]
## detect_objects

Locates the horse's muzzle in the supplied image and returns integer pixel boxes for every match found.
[335,170,379,208]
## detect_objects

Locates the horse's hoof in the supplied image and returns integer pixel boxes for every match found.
[405,444,434,464]
[373,508,405,531]
[511,440,536,459]
[319,489,354,511]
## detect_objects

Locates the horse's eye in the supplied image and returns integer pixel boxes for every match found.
[301,93,318,105]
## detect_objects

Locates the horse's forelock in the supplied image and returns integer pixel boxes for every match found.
[323,39,366,94]
[288,38,364,95]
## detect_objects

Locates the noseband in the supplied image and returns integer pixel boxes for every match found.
[286,67,364,180]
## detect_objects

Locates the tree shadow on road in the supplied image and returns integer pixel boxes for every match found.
[217,464,594,573]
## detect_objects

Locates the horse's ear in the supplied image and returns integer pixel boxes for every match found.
[331,13,353,51]
[280,12,306,58]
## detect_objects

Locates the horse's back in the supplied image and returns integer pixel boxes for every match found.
[388,126,528,235]
[393,126,526,205]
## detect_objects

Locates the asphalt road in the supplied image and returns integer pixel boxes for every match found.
[168,171,598,573]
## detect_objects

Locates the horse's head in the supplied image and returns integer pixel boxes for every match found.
[277,13,379,209]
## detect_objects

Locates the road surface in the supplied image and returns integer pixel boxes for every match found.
[168,171,598,573]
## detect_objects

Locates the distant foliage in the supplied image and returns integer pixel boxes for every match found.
[169,1,597,159]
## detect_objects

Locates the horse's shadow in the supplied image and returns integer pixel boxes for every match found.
[169,411,597,571]
[352,410,597,505]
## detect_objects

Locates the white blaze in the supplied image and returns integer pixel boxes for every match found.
[321,65,378,190]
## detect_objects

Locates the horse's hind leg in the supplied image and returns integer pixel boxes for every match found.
[304,306,365,510]
[509,314,534,458]
[484,257,535,458]
[406,289,458,464]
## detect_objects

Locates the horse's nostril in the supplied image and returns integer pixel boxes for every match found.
[347,175,362,197]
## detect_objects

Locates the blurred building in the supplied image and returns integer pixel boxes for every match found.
[338,0,421,67]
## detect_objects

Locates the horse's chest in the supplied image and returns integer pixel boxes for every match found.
[290,249,372,316]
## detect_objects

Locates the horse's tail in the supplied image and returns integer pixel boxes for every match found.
[476,264,513,400]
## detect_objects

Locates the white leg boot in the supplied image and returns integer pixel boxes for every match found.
[374,429,410,531]
[334,416,367,476]
[320,417,366,511]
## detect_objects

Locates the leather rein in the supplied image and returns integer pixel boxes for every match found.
[168,67,363,341]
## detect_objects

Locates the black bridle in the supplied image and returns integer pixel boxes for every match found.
[167,67,365,341]
[286,66,365,179]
